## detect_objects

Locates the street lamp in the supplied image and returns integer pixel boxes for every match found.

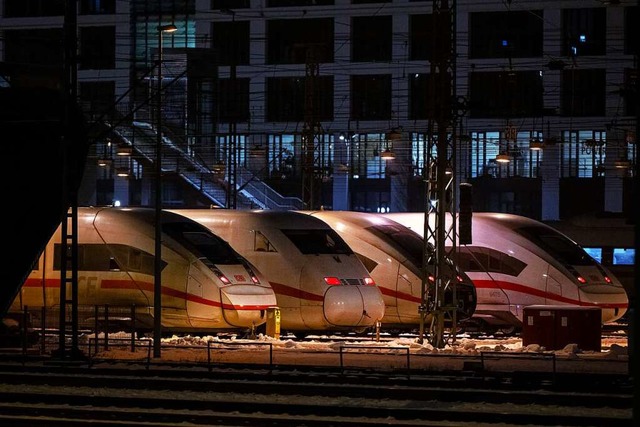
[153,23,177,359]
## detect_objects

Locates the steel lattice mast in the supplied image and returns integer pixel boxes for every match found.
[302,46,322,210]
[418,0,459,348]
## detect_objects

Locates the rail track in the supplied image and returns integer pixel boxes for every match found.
[0,359,633,427]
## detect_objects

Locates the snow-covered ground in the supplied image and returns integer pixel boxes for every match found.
[86,330,630,374]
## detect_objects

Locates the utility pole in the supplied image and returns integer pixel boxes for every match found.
[418,0,458,348]
[301,45,322,210]
[56,0,81,359]
[224,9,238,209]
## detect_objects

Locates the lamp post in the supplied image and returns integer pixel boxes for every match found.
[153,23,177,359]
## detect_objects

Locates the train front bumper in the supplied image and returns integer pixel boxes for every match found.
[220,284,278,328]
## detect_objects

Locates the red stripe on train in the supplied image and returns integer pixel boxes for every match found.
[21,278,275,311]
[376,279,627,310]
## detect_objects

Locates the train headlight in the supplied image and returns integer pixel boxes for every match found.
[212,267,231,284]
[364,277,375,286]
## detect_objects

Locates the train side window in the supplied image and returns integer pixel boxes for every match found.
[127,248,142,271]
[463,247,490,272]
[254,231,277,252]
[499,252,527,276]
[454,249,484,272]
[487,252,501,272]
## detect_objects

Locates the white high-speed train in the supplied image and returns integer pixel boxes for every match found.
[301,210,477,329]
[172,209,386,333]
[10,207,278,333]
[386,212,629,332]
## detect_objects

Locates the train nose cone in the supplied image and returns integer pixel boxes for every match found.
[323,285,385,328]
[220,284,278,328]
[582,290,629,324]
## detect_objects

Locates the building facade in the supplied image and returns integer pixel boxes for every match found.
[0,0,637,220]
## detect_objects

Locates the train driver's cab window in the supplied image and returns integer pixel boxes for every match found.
[254,231,277,252]
[455,246,526,276]
[282,229,353,255]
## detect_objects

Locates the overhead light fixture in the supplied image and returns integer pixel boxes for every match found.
[339,132,346,141]
[116,145,133,156]
[212,161,226,173]
[495,152,511,163]
[157,24,178,33]
[529,139,544,151]
[97,158,112,167]
[115,167,130,177]
[614,159,631,169]
[380,148,396,160]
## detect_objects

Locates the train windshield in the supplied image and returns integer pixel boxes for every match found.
[164,222,241,265]
[514,225,596,266]
[366,224,434,268]
[282,229,353,255]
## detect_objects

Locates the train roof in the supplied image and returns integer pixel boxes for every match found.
[304,210,406,229]
[78,206,196,226]
[171,209,334,230]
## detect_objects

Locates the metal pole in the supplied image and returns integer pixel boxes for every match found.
[153,23,177,359]
[153,28,164,359]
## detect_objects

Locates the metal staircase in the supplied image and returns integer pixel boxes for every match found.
[110,121,304,210]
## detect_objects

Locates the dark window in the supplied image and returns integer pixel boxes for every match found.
[561,69,606,117]
[469,71,543,118]
[132,0,195,15]
[79,26,116,70]
[211,20,250,66]
[366,224,434,271]
[469,10,543,59]
[267,0,334,6]
[351,74,392,120]
[212,0,250,9]
[267,18,334,64]
[4,29,64,72]
[515,226,598,267]
[3,0,64,17]
[96,179,114,206]
[623,68,637,117]
[79,81,115,118]
[410,74,429,120]
[53,244,156,275]
[163,222,243,265]
[409,73,452,120]
[266,76,334,122]
[79,0,116,14]
[351,16,392,62]
[562,8,606,56]
[282,229,353,255]
[217,77,250,122]
[410,14,434,61]
[455,246,527,277]
[625,6,639,56]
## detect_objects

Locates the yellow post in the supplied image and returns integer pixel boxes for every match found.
[265,307,281,339]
